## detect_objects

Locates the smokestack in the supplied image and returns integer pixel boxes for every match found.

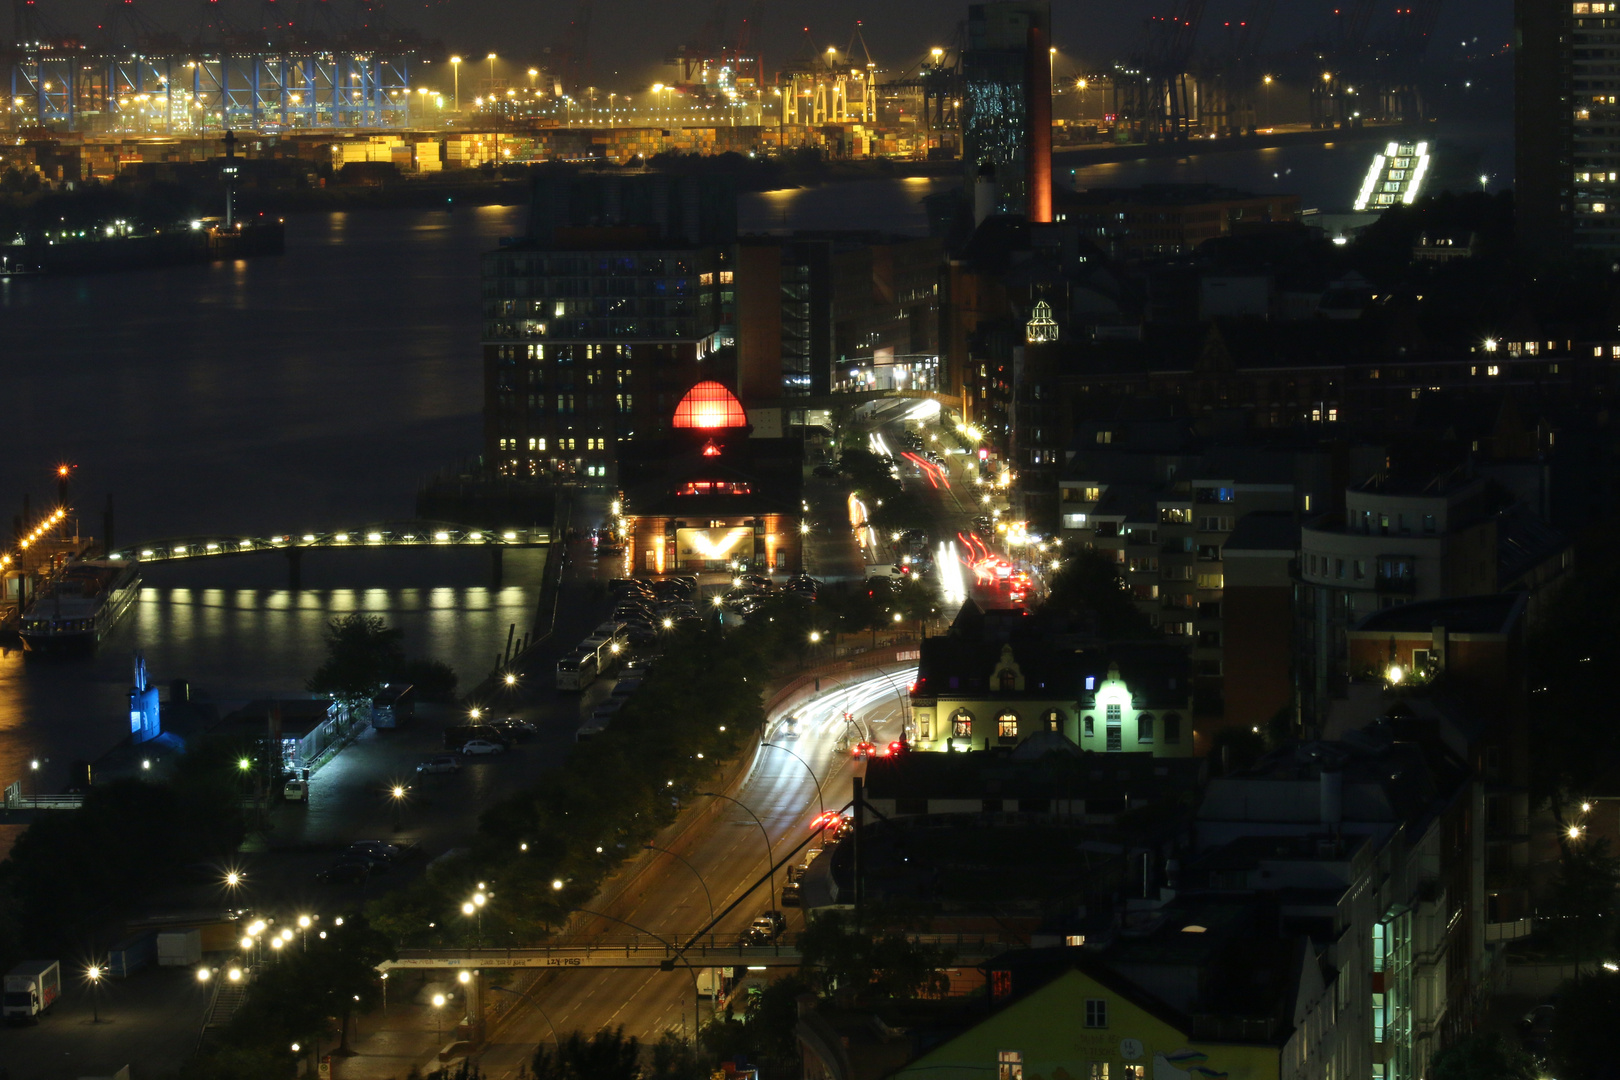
[1025,23,1053,224]
[974,162,998,227]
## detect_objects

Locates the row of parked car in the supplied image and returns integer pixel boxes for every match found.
[610,576,703,638]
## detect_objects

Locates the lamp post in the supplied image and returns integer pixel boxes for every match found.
[431,992,447,1041]
[461,886,488,949]
[86,964,103,1023]
[570,906,704,1036]
[1262,75,1272,128]
[391,784,406,831]
[643,842,717,927]
[487,53,497,90]
[700,791,776,913]
[450,56,462,112]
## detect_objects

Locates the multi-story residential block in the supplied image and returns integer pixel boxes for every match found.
[1196,725,1478,1080]
[1516,0,1620,254]
[1057,421,1353,738]
[482,174,738,483]
[1295,468,1569,724]
[1341,594,1534,949]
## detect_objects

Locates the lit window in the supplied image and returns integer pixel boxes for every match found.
[997,713,1019,738]
[1090,1066,1110,1080]
[998,1052,1023,1080]
[951,710,974,738]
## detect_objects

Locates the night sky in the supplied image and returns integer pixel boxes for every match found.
[45,0,1514,90]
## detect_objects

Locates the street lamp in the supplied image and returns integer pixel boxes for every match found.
[700,791,777,913]
[569,906,705,1036]
[450,56,462,112]
[86,964,103,1023]
[487,53,497,90]
[644,843,716,926]
[391,784,406,831]
[432,992,447,1041]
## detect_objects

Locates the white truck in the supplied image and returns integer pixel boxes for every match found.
[3,959,61,1020]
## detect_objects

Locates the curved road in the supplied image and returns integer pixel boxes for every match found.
[469,666,915,1077]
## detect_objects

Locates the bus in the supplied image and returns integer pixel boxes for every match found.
[556,650,597,691]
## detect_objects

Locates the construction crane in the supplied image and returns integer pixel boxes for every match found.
[1200,0,1275,137]
[1377,0,1444,121]
[1309,0,1377,129]
[544,0,593,98]
[1114,0,1208,143]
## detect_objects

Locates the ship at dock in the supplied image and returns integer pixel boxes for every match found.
[19,558,142,653]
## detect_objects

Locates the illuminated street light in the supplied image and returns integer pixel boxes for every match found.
[503,672,518,686]
[450,56,462,112]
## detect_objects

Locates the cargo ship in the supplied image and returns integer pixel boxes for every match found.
[19,558,142,653]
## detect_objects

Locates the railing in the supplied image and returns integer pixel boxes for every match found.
[2,781,83,811]
[1485,919,1534,943]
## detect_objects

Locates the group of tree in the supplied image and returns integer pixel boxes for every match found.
[1039,548,1157,642]
[175,915,396,1080]
[0,735,247,957]
[367,621,764,946]
[529,1028,707,1080]
[307,613,459,705]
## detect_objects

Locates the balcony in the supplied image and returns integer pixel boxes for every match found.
[1484,918,1533,943]
[1376,573,1417,594]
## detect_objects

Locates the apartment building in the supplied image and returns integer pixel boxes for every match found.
[1057,421,1348,729]
[1295,469,1569,724]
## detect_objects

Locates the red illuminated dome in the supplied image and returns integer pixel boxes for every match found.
[671,381,748,430]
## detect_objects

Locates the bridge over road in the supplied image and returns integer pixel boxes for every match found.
[111,521,549,588]
[378,932,1007,972]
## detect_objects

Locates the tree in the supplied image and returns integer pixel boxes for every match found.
[1430,1032,1538,1080]
[797,911,951,1006]
[307,614,405,702]
[649,1031,709,1080]
[1041,550,1157,640]
[1551,971,1620,1080]
[532,1028,642,1080]
[1547,836,1620,963]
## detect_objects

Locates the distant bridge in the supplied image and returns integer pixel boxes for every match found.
[112,521,549,588]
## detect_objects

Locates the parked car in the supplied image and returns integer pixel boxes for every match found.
[316,860,371,885]
[748,912,785,941]
[461,739,507,756]
[282,778,307,803]
[812,464,839,479]
[348,840,406,864]
[417,755,462,775]
[495,720,537,741]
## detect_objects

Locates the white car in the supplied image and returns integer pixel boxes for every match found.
[283,778,307,802]
[461,739,507,756]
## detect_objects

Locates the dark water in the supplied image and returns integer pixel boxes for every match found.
[0,205,542,815]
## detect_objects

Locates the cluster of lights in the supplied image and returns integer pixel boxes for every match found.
[10,506,67,563]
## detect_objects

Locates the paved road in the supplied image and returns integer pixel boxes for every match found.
[331,665,913,1080]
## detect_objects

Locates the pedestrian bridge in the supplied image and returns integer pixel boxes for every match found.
[112,521,548,564]
[110,521,549,586]
[379,933,1005,972]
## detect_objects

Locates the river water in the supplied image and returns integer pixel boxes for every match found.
[0,125,1510,824]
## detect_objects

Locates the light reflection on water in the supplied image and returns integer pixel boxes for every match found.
[0,547,547,857]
